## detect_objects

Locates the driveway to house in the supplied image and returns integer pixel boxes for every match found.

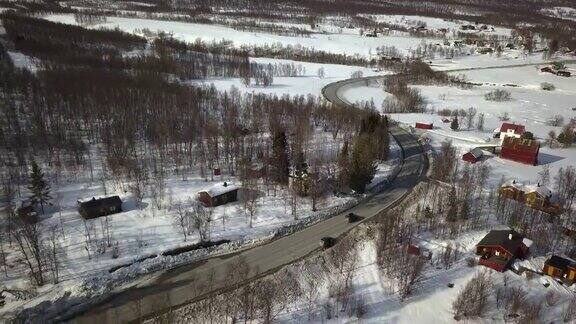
[52,77,426,324]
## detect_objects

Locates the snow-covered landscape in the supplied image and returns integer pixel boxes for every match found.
[1,1,576,322]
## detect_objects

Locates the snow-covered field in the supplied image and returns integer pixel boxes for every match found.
[43,14,439,57]
[541,7,576,22]
[192,57,381,97]
[7,51,38,72]
[362,13,512,37]
[336,60,576,184]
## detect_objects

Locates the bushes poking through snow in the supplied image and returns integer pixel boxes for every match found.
[452,271,492,320]
[541,82,556,91]
[484,89,511,101]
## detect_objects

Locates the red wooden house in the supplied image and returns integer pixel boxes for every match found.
[500,137,539,165]
[462,148,484,164]
[197,182,239,207]
[476,229,532,272]
[415,122,433,130]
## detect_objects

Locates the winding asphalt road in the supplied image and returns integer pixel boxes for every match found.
[51,76,425,324]
[51,58,575,323]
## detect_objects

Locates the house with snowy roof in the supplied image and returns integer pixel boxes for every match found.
[495,122,525,140]
[197,182,239,207]
[499,181,560,214]
[476,229,532,272]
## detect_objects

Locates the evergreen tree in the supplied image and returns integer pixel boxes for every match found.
[293,150,308,177]
[28,160,52,213]
[423,206,434,219]
[349,135,377,193]
[459,200,470,220]
[337,141,351,191]
[558,125,575,148]
[270,131,290,185]
[450,117,459,131]
[359,112,390,161]
[377,116,390,161]
[446,186,458,222]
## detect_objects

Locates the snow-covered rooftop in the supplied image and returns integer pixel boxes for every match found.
[525,184,552,198]
[469,147,484,158]
[522,238,534,248]
[198,182,239,197]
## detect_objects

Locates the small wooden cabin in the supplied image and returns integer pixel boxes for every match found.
[462,148,484,164]
[197,182,239,207]
[415,122,433,130]
[543,255,576,285]
[78,196,122,219]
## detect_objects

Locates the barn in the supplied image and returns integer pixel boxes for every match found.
[415,122,433,130]
[543,255,576,285]
[500,137,539,165]
[476,229,532,272]
[197,182,239,207]
[462,148,484,164]
[78,196,122,219]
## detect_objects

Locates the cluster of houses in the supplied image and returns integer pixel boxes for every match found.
[496,123,540,166]
[16,180,242,225]
[475,229,576,286]
[460,24,494,32]
[413,120,540,166]
[499,180,561,215]
[462,122,540,165]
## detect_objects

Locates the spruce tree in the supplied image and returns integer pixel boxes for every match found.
[293,150,308,177]
[271,131,290,185]
[459,200,470,220]
[349,135,377,193]
[28,160,52,214]
[378,116,390,161]
[450,117,459,131]
[446,186,458,222]
[337,141,351,191]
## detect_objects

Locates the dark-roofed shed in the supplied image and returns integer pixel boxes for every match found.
[78,196,122,219]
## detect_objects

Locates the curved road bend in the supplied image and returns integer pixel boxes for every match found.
[56,79,425,324]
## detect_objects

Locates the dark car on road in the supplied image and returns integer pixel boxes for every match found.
[320,237,336,249]
[346,212,361,223]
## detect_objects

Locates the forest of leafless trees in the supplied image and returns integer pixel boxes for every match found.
[0,12,393,287]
